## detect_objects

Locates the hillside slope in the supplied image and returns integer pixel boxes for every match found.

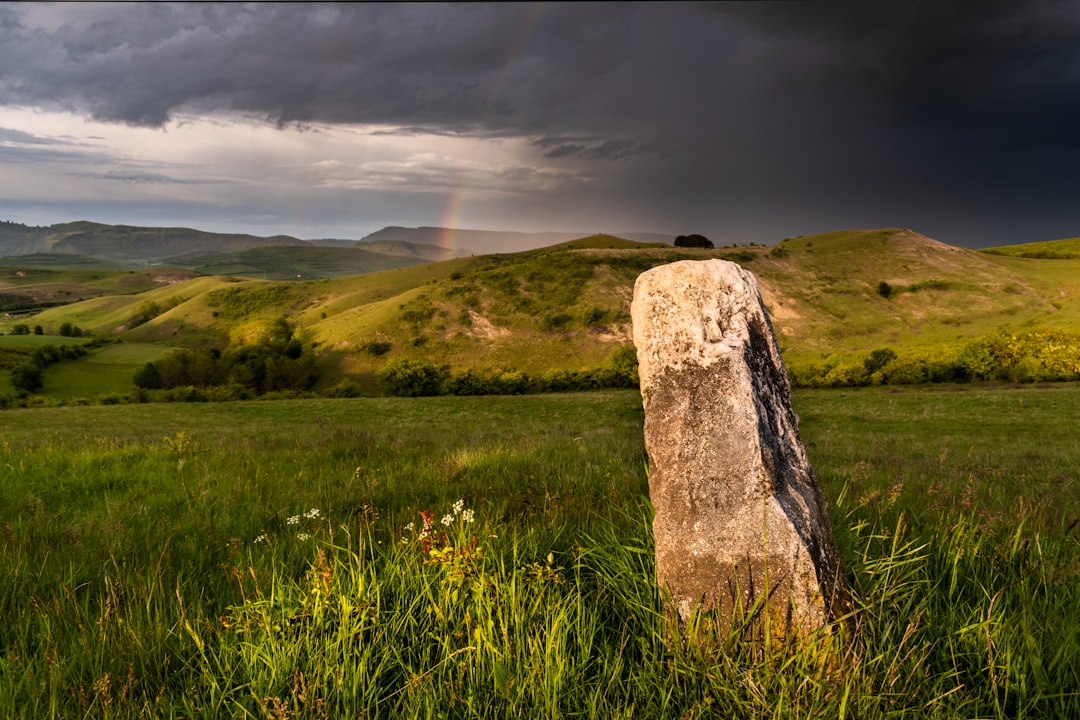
[754,228,1078,360]
[6,229,1080,392]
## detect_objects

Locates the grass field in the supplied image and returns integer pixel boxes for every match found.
[1,387,1077,717]
[39,343,173,400]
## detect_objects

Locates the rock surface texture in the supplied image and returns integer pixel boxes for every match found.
[632,259,845,638]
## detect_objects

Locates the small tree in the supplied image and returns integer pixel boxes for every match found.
[378,358,447,397]
[877,281,893,299]
[864,347,898,374]
[674,234,714,249]
[33,325,43,335]
[10,363,43,395]
[133,362,163,390]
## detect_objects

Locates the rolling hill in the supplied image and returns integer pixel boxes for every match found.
[3,228,1079,397]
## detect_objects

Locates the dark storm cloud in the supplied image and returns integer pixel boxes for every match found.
[2,1,1079,244]
[717,0,1080,152]
[0,3,634,133]
[7,2,1078,152]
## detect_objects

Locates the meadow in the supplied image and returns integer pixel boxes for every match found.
[1,386,1077,718]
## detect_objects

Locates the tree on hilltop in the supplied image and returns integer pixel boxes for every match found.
[674,234,714,248]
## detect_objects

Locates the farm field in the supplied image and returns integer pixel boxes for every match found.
[1,387,1077,717]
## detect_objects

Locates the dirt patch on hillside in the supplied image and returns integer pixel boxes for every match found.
[594,323,632,343]
[463,311,510,340]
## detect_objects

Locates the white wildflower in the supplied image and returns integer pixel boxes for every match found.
[287,515,300,525]
[404,522,415,532]
[253,534,267,544]
[441,514,454,527]
[453,498,465,515]
[297,533,311,541]
[305,508,320,519]
[461,509,475,524]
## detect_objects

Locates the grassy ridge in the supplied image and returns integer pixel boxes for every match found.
[982,236,1080,259]
[0,388,1077,717]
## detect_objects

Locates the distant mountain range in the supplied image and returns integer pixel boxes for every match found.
[0,220,307,263]
[0,220,676,270]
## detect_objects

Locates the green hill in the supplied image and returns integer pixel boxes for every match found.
[4,228,1080,397]
[754,228,1079,359]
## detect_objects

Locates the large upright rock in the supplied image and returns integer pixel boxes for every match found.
[632,259,845,638]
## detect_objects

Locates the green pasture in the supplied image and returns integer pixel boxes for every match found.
[38,343,172,400]
[0,339,169,400]
[0,387,1077,718]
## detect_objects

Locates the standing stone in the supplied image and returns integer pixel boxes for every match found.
[632,259,846,639]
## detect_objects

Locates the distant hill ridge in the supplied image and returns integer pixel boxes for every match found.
[0,220,675,266]
[358,226,674,255]
[0,220,306,263]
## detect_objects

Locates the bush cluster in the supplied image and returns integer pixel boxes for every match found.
[134,317,318,395]
[205,285,291,320]
[787,329,1080,388]
[376,345,639,397]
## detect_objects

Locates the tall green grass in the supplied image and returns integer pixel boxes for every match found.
[0,388,1077,717]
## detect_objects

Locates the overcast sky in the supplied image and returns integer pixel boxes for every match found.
[1,1,1079,249]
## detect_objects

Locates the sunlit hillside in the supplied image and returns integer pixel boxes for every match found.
[4,228,1080,396]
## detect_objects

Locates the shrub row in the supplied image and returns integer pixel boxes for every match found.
[10,322,86,336]
[377,345,640,397]
[788,329,1080,388]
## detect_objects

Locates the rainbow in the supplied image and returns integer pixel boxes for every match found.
[435,4,544,255]
[437,189,464,253]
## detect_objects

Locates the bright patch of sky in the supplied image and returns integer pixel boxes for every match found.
[0,105,594,238]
